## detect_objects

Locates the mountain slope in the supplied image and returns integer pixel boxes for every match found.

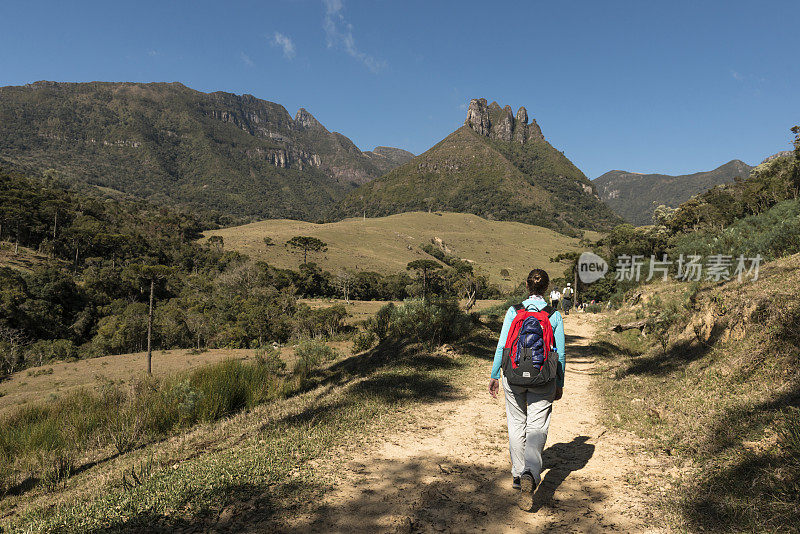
[0,81,411,220]
[594,160,753,225]
[362,146,415,174]
[335,99,622,235]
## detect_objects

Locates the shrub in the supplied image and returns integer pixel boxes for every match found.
[352,331,377,353]
[27,367,54,377]
[389,299,473,347]
[293,339,339,378]
[104,386,146,454]
[671,199,800,263]
[39,449,75,490]
[294,304,349,339]
[585,303,603,314]
[190,359,267,421]
[367,302,395,341]
[254,346,286,374]
[25,339,78,367]
[0,453,9,497]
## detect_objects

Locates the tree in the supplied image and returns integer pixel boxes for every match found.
[207,235,224,250]
[286,236,327,264]
[454,267,484,311]
[125,264,173,373]
[334,270,355,303]
[0,325,27,376]
[406,259,443,301]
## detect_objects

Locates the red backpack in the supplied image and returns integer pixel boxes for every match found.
[501,303,557,387]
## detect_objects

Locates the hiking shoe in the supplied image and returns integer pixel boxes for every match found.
[512,476,521,490]
[518,472,536,511]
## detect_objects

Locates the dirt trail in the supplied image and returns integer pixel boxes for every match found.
[284,314,661,533]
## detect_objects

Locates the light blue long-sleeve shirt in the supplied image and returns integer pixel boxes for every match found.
[490,296,566,387]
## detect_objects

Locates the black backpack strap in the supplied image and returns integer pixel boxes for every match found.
[542,305,555,317]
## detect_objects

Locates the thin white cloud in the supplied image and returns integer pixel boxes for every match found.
[323,0,385,73]
[730,70,744,81]
[273,32,296,60]
[240,52,255,67]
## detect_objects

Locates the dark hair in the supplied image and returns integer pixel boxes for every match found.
[526,269,549,296]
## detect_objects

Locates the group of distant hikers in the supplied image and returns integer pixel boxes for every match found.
[488,269,568,512]
[548,282,574,315]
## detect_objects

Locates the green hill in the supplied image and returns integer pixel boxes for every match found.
[0,81,412,220]
[334,99,622,236]
[594,159,753,225]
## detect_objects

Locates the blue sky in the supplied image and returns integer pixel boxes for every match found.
[0,0,797,178]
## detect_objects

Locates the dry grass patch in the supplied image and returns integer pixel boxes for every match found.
[204,212,593,286]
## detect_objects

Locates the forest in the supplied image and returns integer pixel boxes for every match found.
[0,167,498,377]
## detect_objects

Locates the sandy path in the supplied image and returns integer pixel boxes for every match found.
[283,314,660,533]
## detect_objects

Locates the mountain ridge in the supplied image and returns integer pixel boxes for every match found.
[0,81,412,220]
[594,159,753,225]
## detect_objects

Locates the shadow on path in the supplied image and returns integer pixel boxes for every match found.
[534,435,596,512]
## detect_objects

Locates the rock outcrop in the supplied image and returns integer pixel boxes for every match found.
[294,108,325,130]
[464,98,544,144]
[760,151,793,164]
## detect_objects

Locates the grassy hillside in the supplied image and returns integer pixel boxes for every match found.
[0,81,410,220]
[204,211,599,286]
[593,253,800,531]
[334,102,623,236]
[595,160,753,226]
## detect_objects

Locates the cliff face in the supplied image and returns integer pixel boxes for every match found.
[464,98,544,144]
[0,81,412,219]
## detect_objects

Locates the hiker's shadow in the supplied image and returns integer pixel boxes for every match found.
[534,435,595,511]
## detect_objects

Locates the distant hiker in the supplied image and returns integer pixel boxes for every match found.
[562,283,574,315]
[488,269,566,511]
[549,288,561,310]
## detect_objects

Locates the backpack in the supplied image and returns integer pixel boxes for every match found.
[563,287,573,298]
[501,303,557,387]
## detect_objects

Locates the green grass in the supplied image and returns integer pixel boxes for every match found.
[0,357,301,500]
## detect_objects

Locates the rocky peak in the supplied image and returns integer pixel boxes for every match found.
[464,98,544,144]
[465,98,492,136]
[294,108,325,130]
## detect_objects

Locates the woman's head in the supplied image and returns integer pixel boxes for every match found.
[526,268,549,296]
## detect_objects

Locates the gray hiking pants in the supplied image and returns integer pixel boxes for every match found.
[502,376,554,484]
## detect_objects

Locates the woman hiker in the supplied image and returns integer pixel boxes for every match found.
[488,268,566,511]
